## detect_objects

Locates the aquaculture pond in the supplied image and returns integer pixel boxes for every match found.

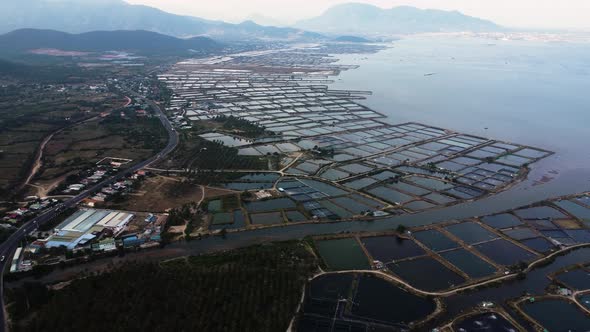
[245,197,296,213]
[556,268,590,290]
[453,312,519,332]
[521,237,555,253]
[237,173,280,182]
[211,212,232,225]
[316,238,371,270]
[387,257,466,291]
[578,294,590,310]
[440,249,497,279]
[405,176,454,191]
[366,186,413,204]
[350,274,437,325]
[445,222,499,244]
[207,200,222,212]
[360,236,425,263]
[298,273,436,331]
[513,206,568,219]
[250,212,284,225]
[503,227,539,241]
[318,200,354,219]
[521,298,590,332]
[404,200,437,211]
[481,213,523,229]
[413,229,459,252]
[223,182,274,191]
[331,196,374,214]
[554,199,590,222]
[285,211,307,223]
[422,248,590,331]
[209,210,246,231]
[302,273,354,317]
[475,239,538,266]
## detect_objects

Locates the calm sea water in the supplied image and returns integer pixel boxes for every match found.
[332,35,590,201]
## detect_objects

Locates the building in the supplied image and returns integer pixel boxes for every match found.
[45,209,134,250]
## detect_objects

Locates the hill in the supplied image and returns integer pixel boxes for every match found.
[0,0,321,41]
[333,36,372,43]
[0,29,221,56]
[296,3,501,35]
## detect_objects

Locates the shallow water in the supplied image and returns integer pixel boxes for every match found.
[333,36,590,203]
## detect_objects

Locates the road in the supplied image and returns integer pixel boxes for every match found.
[0,91,178,332]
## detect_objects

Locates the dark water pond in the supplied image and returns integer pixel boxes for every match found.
[360,236,425,263]
[521,298,590,332]
[350,274,436,325]
[440,249,497,279]
[453,312,518,332]
[475,239,538,266]
[481,213,523,229]
[557,268,590,290]
[388,257,466,291]
[413,229,460,252]
[445,222,499,244]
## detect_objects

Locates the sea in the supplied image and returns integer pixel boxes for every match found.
[332,35,590,204]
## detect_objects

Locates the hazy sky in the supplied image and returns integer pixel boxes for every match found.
[125,0,590,29]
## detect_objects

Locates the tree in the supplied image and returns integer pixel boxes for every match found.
[396,224,407,234]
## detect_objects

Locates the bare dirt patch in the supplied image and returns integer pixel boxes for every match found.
[106,176,204,212]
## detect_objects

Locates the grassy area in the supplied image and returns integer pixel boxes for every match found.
[7,241,319,332]
[0,84,125,199]
[34,110,167,196]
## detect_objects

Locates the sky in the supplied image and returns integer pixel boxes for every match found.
[124,0,590,30]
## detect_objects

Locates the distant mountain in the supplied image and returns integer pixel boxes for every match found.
[333,36,372,43]
[0,0,321,41]
[245,14,287,28]
[296,3,501,35]
[0,29,221,56]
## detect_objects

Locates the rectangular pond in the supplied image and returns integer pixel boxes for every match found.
[387,257,466,292]
[316,238,371,271]
[556,269,590,290]
[445,222,499,244]
[360,236,426,263]
[554,200,590,222]
[350,274,437,325]
[440,249,497,279]
[481,213,523,229]
[250,212,284,225]
[366,186,413,204]
[521,237,556,253]
[521,299,590,332]
[414,229,460,252]
[475,239,538,266]
[245,197,296,213]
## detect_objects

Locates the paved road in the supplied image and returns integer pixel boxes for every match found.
[0,91,178,331]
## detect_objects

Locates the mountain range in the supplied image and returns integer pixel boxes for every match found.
[1,0,501,42]
[0,29,220,56]
[0,0,321,41]
[296,3,501,35]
